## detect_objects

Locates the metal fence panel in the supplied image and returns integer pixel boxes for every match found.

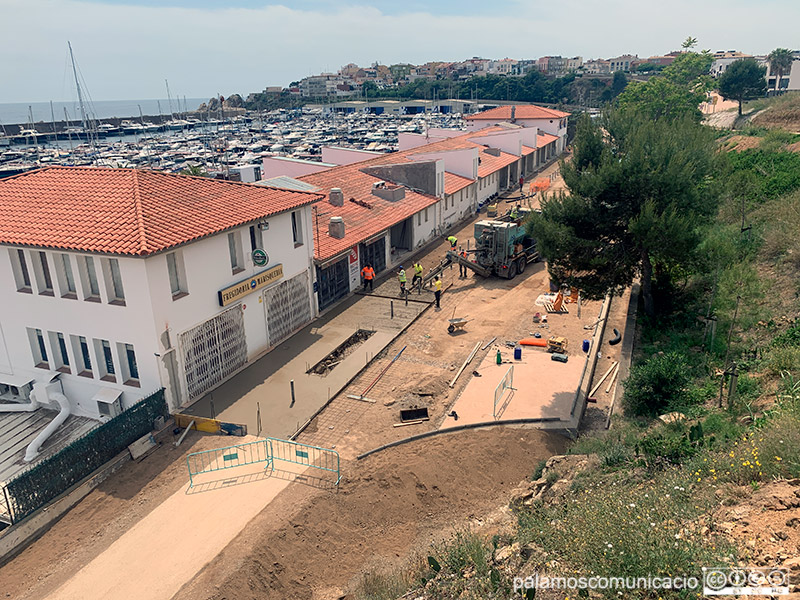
[186,438,272,487]
[2,389,168,523]
[493,365,515,420]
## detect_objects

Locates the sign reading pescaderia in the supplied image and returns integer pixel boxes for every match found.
[218,264,284,307]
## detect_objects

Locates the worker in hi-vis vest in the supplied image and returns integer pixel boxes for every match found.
[412,261,423,288]
[361,263,375,292]
[447,235,457,250]
[459,246,468,278]
[398,266,407,295]
[434,276,442,309]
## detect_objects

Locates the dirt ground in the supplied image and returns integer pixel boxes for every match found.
[173,427,567,600]
[0,159,590,600]
[0,429,231,600]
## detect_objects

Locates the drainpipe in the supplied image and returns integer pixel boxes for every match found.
[24,383,71,462]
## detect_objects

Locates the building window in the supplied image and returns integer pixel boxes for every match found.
[9,248,32,292]
[166,251,188,299]
[71,334,93,377]
[249,225,263,252]
[57,254,78,299]
[99,257,126,305]
[94,338,116,382]
[291,211,304,246]
[33,251,54,296]
[425,208,429,222]
[27,328,49,368]
[54,332,70,373]
[79,256,102,302]
[228,232,244,274]
[118,342,140,386]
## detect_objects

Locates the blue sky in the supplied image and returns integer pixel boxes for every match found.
[1,0,798,104]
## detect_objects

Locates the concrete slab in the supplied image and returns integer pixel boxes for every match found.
[443,347,584,427]
[181,294,426,439]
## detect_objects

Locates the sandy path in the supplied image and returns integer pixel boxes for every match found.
[46,436,290,600]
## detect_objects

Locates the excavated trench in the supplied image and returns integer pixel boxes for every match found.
[307,329,375,376]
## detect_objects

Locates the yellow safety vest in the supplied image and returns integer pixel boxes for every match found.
[435,280,442,291]
[398,269,406,283]
[414,264,423,275]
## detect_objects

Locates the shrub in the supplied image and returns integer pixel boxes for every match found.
[622,352,692,416]
[531,459,547,481]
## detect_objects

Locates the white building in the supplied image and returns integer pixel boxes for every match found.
[0,167,321,417]
[465,105,569,153]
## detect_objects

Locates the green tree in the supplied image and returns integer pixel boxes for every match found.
[718,58,767,115]
[681,36,698,50]
[767,48,795,94]
[527,111,719,317]
[610,71,628,97]
[616,51,713,121]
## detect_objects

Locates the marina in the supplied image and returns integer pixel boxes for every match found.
[0,107,467,178]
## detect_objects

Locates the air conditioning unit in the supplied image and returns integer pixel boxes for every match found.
[93,387,123,420]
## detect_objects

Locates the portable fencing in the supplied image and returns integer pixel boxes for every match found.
[493,365,515,419]
[186,439,273,488]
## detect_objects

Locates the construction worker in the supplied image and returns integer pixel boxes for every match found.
[361,263,375,292]
[398,266,407,295]
[412,261,423,288]
[447,234,457,250]
[434,275,442,309]
[458,246,468,278]
[510,204,519,220]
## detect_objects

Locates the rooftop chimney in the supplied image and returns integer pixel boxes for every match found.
[329,188,344,207]
[510,105,516,123]
[371,183,406,202]
[328,216,345,239]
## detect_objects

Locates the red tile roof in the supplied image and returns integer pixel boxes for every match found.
[300,163,438,261]
[536,132,559,148]
[477,150,519,178]
[466,105,570,121]
[0,166,322,256]
[444,172,474,195]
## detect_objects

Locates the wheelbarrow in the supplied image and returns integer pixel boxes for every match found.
[447,317,470,334]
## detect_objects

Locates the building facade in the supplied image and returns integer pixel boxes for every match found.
[0,168,321,417]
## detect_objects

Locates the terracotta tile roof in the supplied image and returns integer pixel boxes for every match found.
[298,126,528,261]
[522,145,536,156]
[0,166,322,256]
[466,105,570,120]
[444,172,474,195]
[477,150,519,178]
[299,164,438,261]
[536,132,559,148]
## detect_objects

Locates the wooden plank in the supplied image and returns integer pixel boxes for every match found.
[589,361,618,398]
[449,341,482,388]
[605,363,620,394]
[392,418,429,427]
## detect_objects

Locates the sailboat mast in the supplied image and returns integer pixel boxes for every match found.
[68,41,90,136]
[165,79,175,120]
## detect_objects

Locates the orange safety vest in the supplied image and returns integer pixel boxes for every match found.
[361,266,374,280]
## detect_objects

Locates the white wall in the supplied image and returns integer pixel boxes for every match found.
[408,147,478,179]
[468,130,523,157]
[412,205,438,249]
[477,172,499,205]
[145,208,316,403]
[0,248,158,419]
[320,146,382,165]
[262,156,331,180]
[0,207,316,418]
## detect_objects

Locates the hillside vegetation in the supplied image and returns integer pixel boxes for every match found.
[351,114,800,600]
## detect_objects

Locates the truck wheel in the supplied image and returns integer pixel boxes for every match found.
[517,257,527,274]
[507,262,517,280]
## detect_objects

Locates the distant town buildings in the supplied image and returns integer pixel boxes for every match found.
[278,46,799,99]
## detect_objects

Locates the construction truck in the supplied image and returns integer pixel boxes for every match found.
[445,219,539,280]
